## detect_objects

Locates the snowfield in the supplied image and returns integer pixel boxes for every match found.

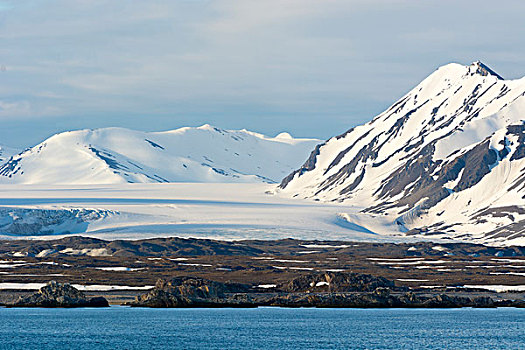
[0,182,521,245]
[0,124,319,185]
[0,183,405,242]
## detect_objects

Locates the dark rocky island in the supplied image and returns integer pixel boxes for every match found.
[131,272,525,308]
[8,281,109,308]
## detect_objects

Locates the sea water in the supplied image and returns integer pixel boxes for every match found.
[0,307,523,349]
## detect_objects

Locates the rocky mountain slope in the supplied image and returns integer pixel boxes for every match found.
[0,125,319,184]
[279,62,525,245]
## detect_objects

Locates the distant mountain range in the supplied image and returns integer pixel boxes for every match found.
[0,125,319,184]
[279,61,525,244]
[2,61,525,245]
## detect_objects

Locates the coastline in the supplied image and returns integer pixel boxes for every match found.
[1,237,523,309]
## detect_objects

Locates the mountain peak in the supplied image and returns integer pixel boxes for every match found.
[280,60,524,244]
[469,61,503,80]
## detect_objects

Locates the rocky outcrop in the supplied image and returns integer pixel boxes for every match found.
[279,272,400,293]
[267,289,504,308]
[10,281,109,307]
[130,273,524,308]
[132,277,254,307]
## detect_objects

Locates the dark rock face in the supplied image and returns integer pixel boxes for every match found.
[267,287,503,308]
[371,138,498,217]
[10,281,109,307]
[507,123,525,161]
[0,157,22,178]
[268,290,461,308]
[265,289,519,308]
[472,61,504,80]
[280,142,324,189]
[130,272,522,309]
[132,277,253,307]
[280,272,398,293]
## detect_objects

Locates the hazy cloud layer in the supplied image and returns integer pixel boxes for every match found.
[0,0,524,147]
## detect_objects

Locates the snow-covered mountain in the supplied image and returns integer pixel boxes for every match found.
[0,125,319,184]
[279,61,525,245]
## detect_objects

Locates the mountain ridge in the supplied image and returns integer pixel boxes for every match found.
[279,61,525,245]
[0,125,320,185]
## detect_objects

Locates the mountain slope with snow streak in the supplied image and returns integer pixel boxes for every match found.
[279,62,525,245]
[0,125,319,184]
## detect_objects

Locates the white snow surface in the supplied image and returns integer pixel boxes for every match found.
[0,124,319,185]
[279,61,525,245]
[462,285,525,292]
[92,267,144,271]
[0,183,406,242]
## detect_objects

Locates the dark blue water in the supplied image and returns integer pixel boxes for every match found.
[0,307,523,349]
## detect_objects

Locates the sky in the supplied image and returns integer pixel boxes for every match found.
[0,0,524,148]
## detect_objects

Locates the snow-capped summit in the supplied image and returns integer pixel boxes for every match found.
[0,125,320,184]
[468,61,504,80]
[279,61,525,245]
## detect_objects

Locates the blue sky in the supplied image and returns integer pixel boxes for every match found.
[1,0,524,147]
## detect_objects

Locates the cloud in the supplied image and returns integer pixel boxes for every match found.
[0,99,61,119]
[0,100,31,117]
[0,0,524,147]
